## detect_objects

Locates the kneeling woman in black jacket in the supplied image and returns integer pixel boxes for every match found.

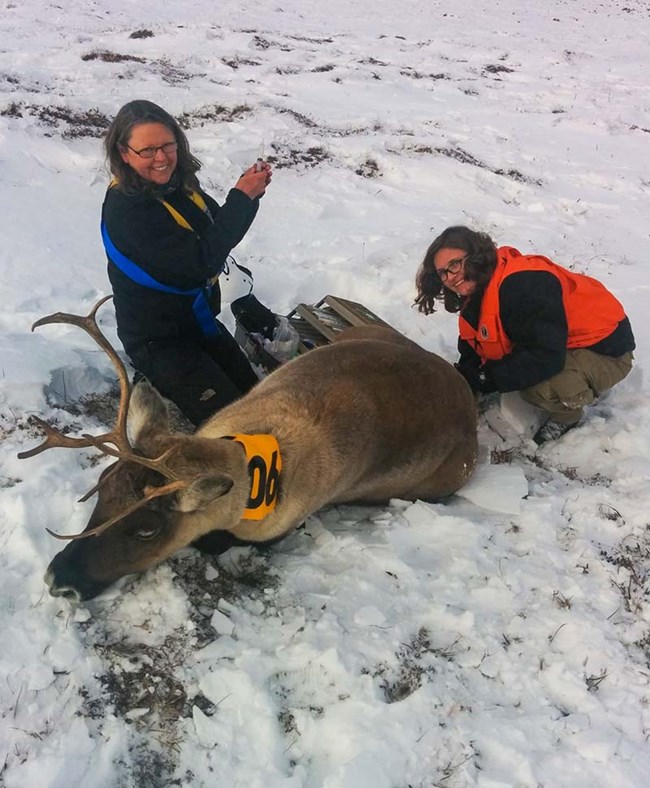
[102,99,276,426]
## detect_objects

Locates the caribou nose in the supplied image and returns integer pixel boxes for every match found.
[44,567,80,602]
[49,585,82,603]
[44,562,100,602]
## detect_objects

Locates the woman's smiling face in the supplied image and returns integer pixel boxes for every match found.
[119,122,178,186]
[433,247,477,297]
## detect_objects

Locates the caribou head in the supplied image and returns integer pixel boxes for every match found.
[19,298,251,601]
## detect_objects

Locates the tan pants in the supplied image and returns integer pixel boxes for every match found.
[520,350,633,424]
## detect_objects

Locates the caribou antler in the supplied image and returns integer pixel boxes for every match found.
[18,297,183,473]
[17,416,104,459]
[18,297,193,537]
[46,479,189,541]
[17,296,132,460]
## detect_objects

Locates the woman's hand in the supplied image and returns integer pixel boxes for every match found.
[234,161,272,199]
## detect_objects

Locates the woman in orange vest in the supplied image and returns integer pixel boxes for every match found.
[415,226,635,443]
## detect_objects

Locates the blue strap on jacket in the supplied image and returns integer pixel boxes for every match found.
[101,221,220,337]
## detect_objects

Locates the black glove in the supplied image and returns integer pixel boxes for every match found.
[455,361,496,394]
[476,364,497,394]
[231,293,278,340]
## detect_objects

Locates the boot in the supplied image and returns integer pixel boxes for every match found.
[533,419,579,446]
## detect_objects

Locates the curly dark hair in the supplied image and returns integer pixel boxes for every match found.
[103,100,202,196]
[414,225,498,314]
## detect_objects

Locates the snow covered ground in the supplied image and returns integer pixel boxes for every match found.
[1,1,649,785]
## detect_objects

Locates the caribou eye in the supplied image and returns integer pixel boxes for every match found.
[134,526,161,542]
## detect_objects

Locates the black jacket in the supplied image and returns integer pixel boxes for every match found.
[102,182,259,354]
[457,270,635,393]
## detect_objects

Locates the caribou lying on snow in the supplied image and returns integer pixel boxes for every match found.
[19,297,478,602]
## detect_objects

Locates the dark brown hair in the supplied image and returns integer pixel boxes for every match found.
[414,225,498,314]
[103,100,202,195]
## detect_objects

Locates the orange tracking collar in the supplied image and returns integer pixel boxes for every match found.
[227,433,282,521]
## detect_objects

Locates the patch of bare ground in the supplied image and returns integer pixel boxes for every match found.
[490,443,612,487]
[286,34,334,44]
[170,550,280,647]
[81,51,146,64]
[0,71,46,94]
[273,106,319,129]
[363,627,461,703]
[358,57,389,67]
[266,143,331,170]
[0,101,23,117]
[251,35,292,52]
[274,65,302,75]
[129,29,154,39]
[435,145,541,185]
[400,68,449,80]
[527,452,612,486]
[221,56,261,69]
[152,58,204,86]
[265,103,385,139]
[177,103,253,128]
[355,158,381,178]
[600,531,650,616]
[0,102,110,137]
[59,387,121,426]
[483,63,515,75]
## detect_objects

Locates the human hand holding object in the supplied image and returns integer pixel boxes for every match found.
[234,161,272,199]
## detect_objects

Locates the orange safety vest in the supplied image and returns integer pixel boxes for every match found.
[458,246,626,361]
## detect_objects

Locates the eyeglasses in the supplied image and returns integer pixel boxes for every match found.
[435,256,466,282]
[125,141,178,159]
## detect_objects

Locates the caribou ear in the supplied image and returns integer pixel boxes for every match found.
[173,475,234,513]
[127,380,170,447]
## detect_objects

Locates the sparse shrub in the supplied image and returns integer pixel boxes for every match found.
[484,63,515,74]
[355,158,381,178]
[265,144,331,170]
[400,68,448,80]
[12,104,111,138]
[364,628,460,703]
[155,57,195,85]
[82,51,146,63]
[252,35,292,52]
[222,56,261,69]
[1,101,23,117]
[177,103,252,129]
[435,146,542,185]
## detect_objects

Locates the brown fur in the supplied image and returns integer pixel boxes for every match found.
[45,326,477,601]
